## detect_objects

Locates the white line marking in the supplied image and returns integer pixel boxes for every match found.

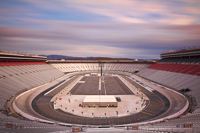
[44,77,72,96]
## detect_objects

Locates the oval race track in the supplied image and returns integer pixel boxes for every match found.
[12,71,189,127]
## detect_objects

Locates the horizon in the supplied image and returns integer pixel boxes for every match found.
[0,0,200,59]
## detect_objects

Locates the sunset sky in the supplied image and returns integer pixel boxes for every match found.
[0,0,200,59]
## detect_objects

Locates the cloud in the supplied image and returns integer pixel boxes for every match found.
[10,0,198,25]
[1,22,200,58]
[0,0,200,58]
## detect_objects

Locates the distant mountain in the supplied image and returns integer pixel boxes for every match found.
[45,54,133,60]
[46,55,73,60]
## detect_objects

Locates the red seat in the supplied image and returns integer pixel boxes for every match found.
[149,63,200,76]
[0,61,46,66]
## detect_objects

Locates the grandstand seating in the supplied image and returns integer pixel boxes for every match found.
[0,61,46,66]
[149,63,200,75]
[160,56,200,64]
[137,62,200,133]
[51,63,149,73]
[0,62,64,109]
[138,63,200,106]
[139,112,200,133]
[0,112,69,133]
[0,62,65,132]
[0,60,200,132]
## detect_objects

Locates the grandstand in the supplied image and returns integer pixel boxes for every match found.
[0,49,199,133]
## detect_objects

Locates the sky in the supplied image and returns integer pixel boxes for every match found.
[0,0,200,59]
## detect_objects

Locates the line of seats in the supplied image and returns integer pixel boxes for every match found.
[138,63,200,132]
[149,63,200,76]
[0,61,46,66]
[0,62,65,132]
[51,63,149,73]
[138,64,200,107]
[0,63,64,110]
[0,112,69,132]
[139,112,200,133]
[160,56,200,64]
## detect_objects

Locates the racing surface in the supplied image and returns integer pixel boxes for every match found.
[31,74,171,125]
[71,75,133,95]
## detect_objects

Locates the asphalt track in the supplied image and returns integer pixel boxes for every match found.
[31,74,170,125]
[71,75,133,95]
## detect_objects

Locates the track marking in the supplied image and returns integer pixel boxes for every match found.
[44,77,72,96]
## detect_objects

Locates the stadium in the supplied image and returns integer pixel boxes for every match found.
[1,1,200,133]
[0,48,199,133]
